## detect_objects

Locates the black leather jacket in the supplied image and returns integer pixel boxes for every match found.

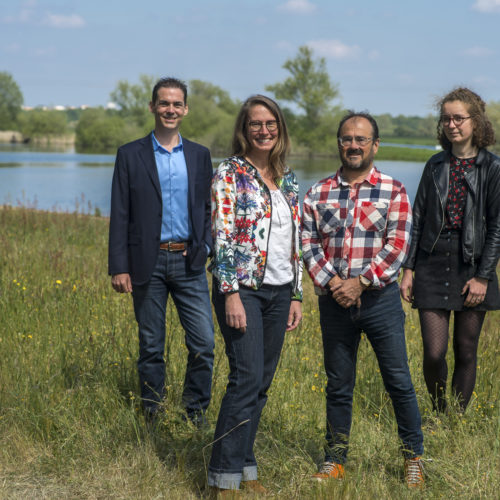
[404,148,500,280]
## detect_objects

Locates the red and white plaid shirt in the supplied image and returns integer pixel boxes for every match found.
[302,166,412,295]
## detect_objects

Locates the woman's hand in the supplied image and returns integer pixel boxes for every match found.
[400,268,414,303]
[286,300,302,331]
[225,292,247,332]
[462,277,488,307]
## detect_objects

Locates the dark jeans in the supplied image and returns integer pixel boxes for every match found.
[318,282,423,464]
[132,250,214,417]
[208,282,292,490]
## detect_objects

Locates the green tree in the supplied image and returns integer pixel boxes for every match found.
[75,108,142,153]
[110,74,156,131]
[266,46,341,152]
[487,101,500,153]
[181,80,239,154]
[0,71,24,129]
[18,109,68,137]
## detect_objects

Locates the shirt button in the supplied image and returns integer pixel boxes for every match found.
[446,252,450,257]
[444,296,449,300]
[446,267,450,272]
[445,282,449,287]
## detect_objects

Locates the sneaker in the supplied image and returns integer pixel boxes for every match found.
[312,461,345,481]
[241,480,268,494]
[404,457,425,489]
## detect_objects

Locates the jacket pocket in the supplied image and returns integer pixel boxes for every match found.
[128,233,141,245]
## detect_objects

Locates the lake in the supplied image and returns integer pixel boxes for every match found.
[0,145,426,216]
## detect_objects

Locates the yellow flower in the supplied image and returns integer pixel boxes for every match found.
[56,280,62,285]
[311,385,316,391]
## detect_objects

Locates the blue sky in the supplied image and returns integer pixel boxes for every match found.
[2,0,500,116]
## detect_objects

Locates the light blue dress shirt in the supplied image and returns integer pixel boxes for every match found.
[152,133,191,242]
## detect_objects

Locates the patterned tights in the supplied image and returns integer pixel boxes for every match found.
[418,309,486,412]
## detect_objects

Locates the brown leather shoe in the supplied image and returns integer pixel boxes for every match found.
[241,479,269,494]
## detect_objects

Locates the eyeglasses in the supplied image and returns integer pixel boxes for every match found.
[440,115,471,126]
[248,120,278,132]
[338,136,373,147]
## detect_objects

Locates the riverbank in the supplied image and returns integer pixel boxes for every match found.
[1,206,499,499]
[0,131,437,162]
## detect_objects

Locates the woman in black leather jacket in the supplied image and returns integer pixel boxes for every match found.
[400,87,500,412]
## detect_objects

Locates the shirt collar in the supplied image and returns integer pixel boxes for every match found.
[151,132,183,153]
[334,166,379,187]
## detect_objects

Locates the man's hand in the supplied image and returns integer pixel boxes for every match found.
[462,276,488,307]
[330,277,363,309]
[399,268,414,303]
[111,273,132,293]
[286,301,302,331]
[225,292,247,332]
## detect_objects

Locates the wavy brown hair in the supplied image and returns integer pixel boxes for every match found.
[437,87,496,150]
[232,95,290,179]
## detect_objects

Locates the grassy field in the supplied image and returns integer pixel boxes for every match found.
[1,206,499,499]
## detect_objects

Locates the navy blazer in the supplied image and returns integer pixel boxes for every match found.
[108,133,213,285]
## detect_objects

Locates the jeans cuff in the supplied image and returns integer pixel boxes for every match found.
[241,465,257,481]
[207,470,241,490]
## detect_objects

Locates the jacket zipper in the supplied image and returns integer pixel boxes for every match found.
[430,169,446,253]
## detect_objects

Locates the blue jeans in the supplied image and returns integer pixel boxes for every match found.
[318,282,423,463]
[208,282,292,490]
[132,250,214,417]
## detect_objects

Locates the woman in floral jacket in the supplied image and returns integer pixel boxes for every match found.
[208,95,302,495]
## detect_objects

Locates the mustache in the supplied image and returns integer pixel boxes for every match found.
[346,148,363,155]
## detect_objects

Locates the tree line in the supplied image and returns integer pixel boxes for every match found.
[2,47,500,155]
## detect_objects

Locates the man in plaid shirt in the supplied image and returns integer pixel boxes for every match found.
[302,112,424,488]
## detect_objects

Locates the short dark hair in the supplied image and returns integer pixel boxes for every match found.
[151,77,188,105]
[232,95,290,179]
[337,111,380,141]
[437,87,495,150]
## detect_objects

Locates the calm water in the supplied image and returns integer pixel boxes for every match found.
[0,145,425,216]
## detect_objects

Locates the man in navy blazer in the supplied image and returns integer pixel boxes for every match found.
[109,77,214,424]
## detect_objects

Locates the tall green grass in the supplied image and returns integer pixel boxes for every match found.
[1,206,498,499]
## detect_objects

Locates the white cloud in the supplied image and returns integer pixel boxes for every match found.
[472,0,500,13]
[472,75,496,84]
[275,40,294,51]
[307,39,360,59]
[3,43,21,54]
[43,13,85,28]
[278,0,316,14]
[463,46,494,57]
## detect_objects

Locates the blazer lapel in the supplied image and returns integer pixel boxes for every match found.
[139,133,161,199]
[183,138,196,210]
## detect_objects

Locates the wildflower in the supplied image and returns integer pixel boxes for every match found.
[311,385,316,391]
[56,280,62,285]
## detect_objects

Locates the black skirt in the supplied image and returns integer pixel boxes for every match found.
[413,230,500,311]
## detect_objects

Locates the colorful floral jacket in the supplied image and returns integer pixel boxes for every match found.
[210,155,303,300]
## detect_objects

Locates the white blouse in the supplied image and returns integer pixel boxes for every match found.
[263,188,294,286]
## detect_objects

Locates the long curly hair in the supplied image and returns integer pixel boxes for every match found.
[437,87,495,150]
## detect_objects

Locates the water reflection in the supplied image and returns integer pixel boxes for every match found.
[0,148,425,215]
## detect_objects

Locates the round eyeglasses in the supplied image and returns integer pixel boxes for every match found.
[440,115,471,126]
[248,120,278,132]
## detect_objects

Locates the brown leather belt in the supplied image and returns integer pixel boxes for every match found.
[160,241,187,251]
